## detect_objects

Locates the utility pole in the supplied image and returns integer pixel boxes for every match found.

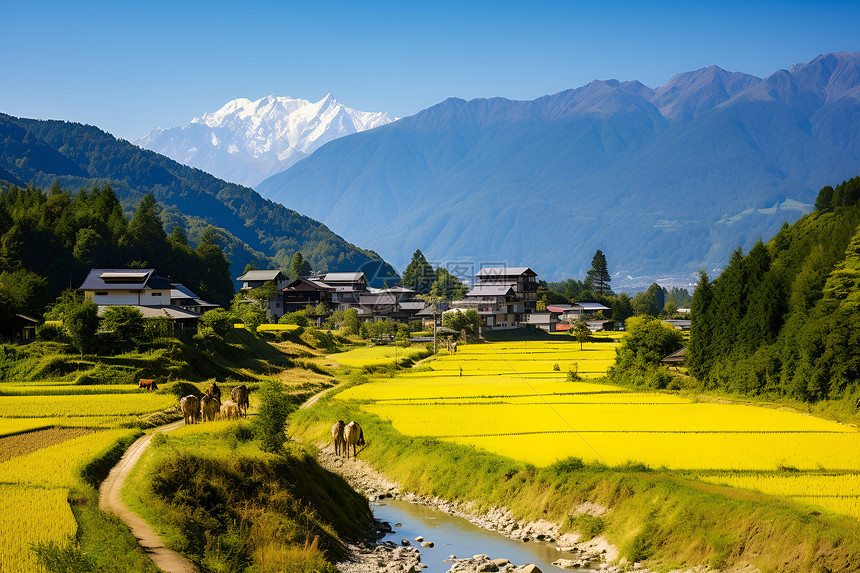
[433,302,437,354]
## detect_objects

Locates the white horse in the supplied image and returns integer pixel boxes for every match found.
[344,421,365,458]
[331,420,346,456]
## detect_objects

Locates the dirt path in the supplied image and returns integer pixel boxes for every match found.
[99,420,198,573]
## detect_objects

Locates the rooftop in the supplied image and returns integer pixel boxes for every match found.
[323,271,367,283]
[236,270,285,282]
[466,284,515,297]
[476,267,536,279]
[79,268,171,291]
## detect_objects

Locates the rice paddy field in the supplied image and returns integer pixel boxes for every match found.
[0,377,180,572]
[334,339,860,521]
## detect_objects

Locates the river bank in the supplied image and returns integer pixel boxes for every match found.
[317,446,636,573]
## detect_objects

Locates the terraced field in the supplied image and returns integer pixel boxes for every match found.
[334,339,860,520]
[0,381,179,572]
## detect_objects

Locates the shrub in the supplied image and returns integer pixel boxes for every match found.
[198,308,235,337]
[101,306,144,343]
[36,323,65,341]
[254,379,295,452]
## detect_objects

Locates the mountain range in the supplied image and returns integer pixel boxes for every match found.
[0,113,397,287]
[252,51,860,288]
[136,94,394,187]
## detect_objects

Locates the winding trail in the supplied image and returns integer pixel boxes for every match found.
[99,420,198,573]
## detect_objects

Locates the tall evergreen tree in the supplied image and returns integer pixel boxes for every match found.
[687,270,713,379]
[195,227,234,307]
[288,252,312,281]
[586,250,613,296]
[400,249,437,295]
[124,193,169,270]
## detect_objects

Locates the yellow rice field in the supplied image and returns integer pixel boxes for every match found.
[0,485,76,573]
[0,429,135,487]
[696,472,860,520]
[0,393,177,418]
[336,339,860,520]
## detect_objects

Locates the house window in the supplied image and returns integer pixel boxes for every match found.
[95,292,108,296]
[151,293,161,297]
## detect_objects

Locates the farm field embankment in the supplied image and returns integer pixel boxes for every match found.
[290,337,860,571]
[0,327,336,573]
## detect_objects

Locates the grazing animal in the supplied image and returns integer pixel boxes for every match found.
[231,385,249,418]
[138,379,158,391]
[344,421,365,458]
[200,394,219,422]
[219,400,239,421]
[331,420,346,456]
[205,382,221,404]
[180,395,200,425]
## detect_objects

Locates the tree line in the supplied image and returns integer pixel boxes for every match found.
[0,183,234,317]
[688,176,860,403]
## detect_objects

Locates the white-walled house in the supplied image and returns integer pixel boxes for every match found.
[78,269,173,306]
[77,269,205,329]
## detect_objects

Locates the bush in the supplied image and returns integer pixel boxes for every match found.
[101,306,145,343]
[36,323,65,341]
[279,311,311,327]
[198,308,235,337]
[254,379,295,452]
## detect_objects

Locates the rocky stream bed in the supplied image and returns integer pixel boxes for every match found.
[315,447,654,573]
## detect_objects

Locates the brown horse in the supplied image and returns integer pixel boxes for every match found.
[231,385,249,418]
[331,420,346,456]
[180,395,200,425]
[200,394,219,422]
[205,381,221,404]
[138,378,158,391]
[344,421,365,458]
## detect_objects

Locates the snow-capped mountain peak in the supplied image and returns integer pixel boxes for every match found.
[135,94,395,187]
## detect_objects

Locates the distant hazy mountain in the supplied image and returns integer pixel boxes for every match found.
[135,94,395,187]
[0,113,398,286]
[256,51,860,288]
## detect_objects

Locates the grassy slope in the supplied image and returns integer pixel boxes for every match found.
[123,422,371,572]
[289,383,860,572]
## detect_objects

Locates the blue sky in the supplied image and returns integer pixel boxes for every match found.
[2,0,858,141]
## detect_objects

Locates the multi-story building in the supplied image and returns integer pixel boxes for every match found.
[236,270,288,319]
[452,266,539,329]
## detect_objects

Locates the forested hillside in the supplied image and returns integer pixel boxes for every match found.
[0,184,234,313]
[0,113,397,285]
[688,176,860,404]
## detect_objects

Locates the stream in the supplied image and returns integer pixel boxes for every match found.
[371,499,599,573]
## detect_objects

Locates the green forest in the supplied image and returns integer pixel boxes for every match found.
[0,113,397,283]
[688,176,860,404]
[0,184,234,315]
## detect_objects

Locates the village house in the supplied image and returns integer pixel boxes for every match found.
[282,277,336,313]
[0,314,40,341]
[236,269,288,320]
[170,283,220,314]
[358,286,424,322]
[452,266,539,329]
[77,268,205,329]
[323,271,369,311]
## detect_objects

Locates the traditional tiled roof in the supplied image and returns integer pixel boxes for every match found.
[570,302,610,311]
[323,272,366,283]
[475,267,536,278]
[236,270,285,282]
[466,284,515,297]
[78,269,171,291]
[284,278,335,292]
[96,305,201,320]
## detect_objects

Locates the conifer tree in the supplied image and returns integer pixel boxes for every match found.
[401,249,437,294]
[586,250,612,296]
